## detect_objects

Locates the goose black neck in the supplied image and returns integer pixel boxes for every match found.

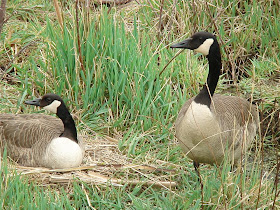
[194,43,221,107]
[56,103,78,143]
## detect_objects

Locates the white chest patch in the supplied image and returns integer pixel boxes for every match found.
[185,101,215,129]
[194,38,214,55]
[44,100,61,113]
[176,101,224,164]
[180,101,221,144]
[43,137,83,169]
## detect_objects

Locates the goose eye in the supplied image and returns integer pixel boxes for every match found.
[46,98,52,103]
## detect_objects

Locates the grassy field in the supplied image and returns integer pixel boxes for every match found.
[0,0,279,209]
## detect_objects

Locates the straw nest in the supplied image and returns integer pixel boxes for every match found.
[8,132,177,189]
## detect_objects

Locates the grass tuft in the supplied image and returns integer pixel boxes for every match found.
[0,0,279,209]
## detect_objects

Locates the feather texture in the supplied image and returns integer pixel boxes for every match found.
[0,113,84,168]
[175,94,259,165]
[171,32,259,166]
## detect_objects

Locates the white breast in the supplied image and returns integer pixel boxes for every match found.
[184,101,221,139]
[176,101,225,164]
[43,137,83,169]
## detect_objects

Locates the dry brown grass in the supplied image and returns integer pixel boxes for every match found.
[11,132,177,189]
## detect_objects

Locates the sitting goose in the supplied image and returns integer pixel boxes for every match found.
[170,32,259,170]
[0,93,84,169]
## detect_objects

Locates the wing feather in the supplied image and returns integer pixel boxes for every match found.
[0,114,63,150]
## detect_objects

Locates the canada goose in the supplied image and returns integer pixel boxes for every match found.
[0,93,84,169]
[171,32,259,171]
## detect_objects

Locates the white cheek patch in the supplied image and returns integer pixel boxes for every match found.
[194,38,214,55]
[43,100,61,113]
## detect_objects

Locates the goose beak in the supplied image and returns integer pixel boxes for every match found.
[170,38,192,49]
[25,98,41,106]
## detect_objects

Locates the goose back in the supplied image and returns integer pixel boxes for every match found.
[1,93,85,169]
[0,114,64,166]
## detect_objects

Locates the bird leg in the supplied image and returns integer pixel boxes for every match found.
[193,161,200,175]
[193,161,204,206]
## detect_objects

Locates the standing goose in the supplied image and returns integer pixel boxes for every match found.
[0,93,84,169]
[171,32,259,170]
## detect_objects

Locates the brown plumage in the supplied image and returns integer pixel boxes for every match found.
[0,94,84,168]
[171,32,259,168]
[0,114,63,166]
[175,94,258,165]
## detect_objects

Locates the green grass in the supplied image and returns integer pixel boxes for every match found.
[0,0,279,209]
[0,152,66,209]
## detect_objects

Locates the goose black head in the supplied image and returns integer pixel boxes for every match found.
[170,31,219,56]
[25,93,64,114]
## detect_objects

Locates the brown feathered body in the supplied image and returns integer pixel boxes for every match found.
[171,32,259,166]
[0,113,84,167]
[175,94,259,165]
